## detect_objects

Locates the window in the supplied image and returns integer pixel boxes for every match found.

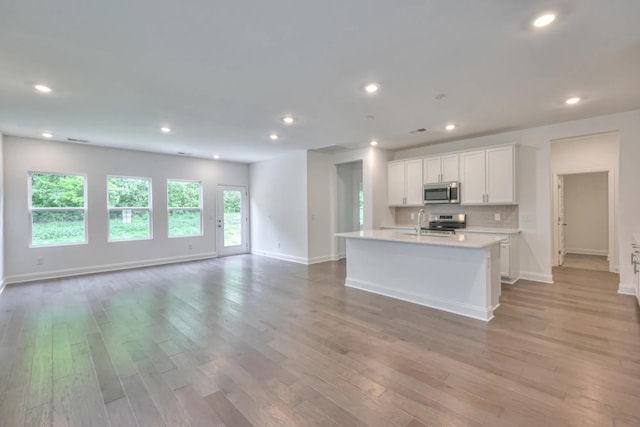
[168,180,202,237]
[107,176,151,241]
[29,172,87,246]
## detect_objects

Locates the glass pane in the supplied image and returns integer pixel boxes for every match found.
[108,177,149,208]
[168,181,200,208]
[32,211,85,245]
[223,190,242,247]
[31,173,85,208]
[169,210,202,237]
[109,209,150,240]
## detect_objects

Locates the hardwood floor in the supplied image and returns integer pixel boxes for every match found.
[562,253,610,272]
[0,255,639,426]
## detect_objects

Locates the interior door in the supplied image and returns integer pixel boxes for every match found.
[557,175,566,266]
[217,185,248,256]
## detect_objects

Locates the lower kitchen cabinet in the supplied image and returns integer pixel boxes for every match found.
[464,230,520,283]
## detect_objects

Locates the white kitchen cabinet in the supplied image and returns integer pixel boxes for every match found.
[388,159,423,206]
[500,243,510,277]
[423,154,459,184]
[463,230,520,283]
[460,145,516,205]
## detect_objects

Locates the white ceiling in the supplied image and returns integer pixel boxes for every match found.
[1,1,639,163]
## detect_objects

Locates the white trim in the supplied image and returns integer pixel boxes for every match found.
[251,250,309,265]
[4,252,217,285]
[250,250,337,265]
[0,280,6,296]
[519,271,554,284]
[565,248,609,256]
[308,255,338,265]
[345,277,496,322]
[501,276,519,285]
[617,283,635,296]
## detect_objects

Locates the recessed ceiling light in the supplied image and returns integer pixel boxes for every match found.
[34,84,52,93]
[213,154,220,159]
[364,83,380,94]
[533,13,556,28]
[565,97,581,105]
[445,124,456,131]
[42,132,53,138]
[270,133,279,140]
[282,116,295,125]
[161,126,171,133]
[370,140,378,146]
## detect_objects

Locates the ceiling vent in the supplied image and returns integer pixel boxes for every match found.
[313,144,353,154]
[67,137,89,143]
[409,128,428,134]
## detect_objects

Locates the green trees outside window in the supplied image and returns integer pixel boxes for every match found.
[168,180,202,237]
[30,172,87,246]
[108,176,151,240]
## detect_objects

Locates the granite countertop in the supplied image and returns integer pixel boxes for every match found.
[335,229,500,248]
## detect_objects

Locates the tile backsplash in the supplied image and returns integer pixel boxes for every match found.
[394,204,519,229]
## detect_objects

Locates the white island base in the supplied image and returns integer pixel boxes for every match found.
[339,231,501,321]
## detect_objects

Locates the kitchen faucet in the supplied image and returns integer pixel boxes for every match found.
[416,209,426,235]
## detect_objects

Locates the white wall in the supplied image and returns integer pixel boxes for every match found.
[250,151,309,263]
[3,136,249,283]
[564,172,608,256]
[0,132,4,289]
[307,151,334,263]
[394,109,640,292]
[336,161,363,257]
[551,132,619,270]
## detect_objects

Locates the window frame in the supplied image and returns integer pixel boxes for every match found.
[167,179,203,238]
[28,170,88,248]
[106,175,153,242]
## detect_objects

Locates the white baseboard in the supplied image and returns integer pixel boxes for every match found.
[519,271,554,284]
[345,277,495,322]
[617,283,636,296]
[308,255,339,265]
[5,252,217,285]
[566,248,609,256]
[501,276,519,285]
[251,250,309,265]
[251,250,338,265]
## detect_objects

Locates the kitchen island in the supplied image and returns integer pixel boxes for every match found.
[335,229,502,321]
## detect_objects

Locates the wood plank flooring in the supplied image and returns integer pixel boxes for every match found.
[562,253,610,271]
[0,256,639,426]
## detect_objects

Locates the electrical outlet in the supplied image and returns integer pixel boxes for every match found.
[494,213,501,221]
[188,244,193,250]
[410,212,415,220]
[36,257,44,265]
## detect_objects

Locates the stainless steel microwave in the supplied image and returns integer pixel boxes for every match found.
[424,182,461,204]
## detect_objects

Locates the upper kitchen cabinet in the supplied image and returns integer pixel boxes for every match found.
[460,145,517,205]
[423,154,459,184]
[388,159,423,206]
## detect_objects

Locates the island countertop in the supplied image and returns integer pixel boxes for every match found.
[335,229,501,249]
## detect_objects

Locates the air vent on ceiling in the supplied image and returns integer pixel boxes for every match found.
[177,152,187,155]
[67,138,89,143]
[409,128,428,134]
[313,144,353,154]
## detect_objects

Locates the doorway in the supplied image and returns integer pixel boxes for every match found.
[336,161,363,258]
[217,185,248,256]
[550,131,619,276]
[555,172,610,272]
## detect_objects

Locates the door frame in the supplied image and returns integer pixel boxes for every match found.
[216,185,249,256]
[552,168,615,272]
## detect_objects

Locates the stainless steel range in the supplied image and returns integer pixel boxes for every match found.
[422,213,466,235]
